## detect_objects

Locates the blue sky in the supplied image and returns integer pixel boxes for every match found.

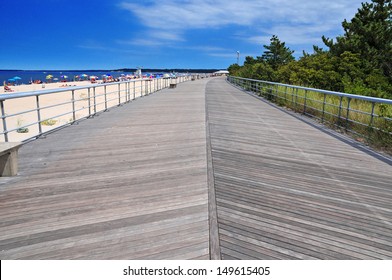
[0,0,365,70]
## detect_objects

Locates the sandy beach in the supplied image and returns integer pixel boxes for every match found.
[0,79,159,142]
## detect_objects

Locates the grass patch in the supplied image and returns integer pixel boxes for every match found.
[40,119,58,126]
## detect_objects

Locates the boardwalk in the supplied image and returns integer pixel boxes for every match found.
[206,78,392,259]
[0,79,209,259]
[1,77,392,259]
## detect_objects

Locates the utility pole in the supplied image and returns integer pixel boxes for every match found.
[236,51,240,65]
[136,66,143,78]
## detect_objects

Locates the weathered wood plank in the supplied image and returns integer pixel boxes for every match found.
[206,78,392,260]
[0,79,211,260]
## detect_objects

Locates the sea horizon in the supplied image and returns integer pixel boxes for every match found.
[1,68,221,85]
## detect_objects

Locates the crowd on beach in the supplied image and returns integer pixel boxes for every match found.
[2,72,180,94]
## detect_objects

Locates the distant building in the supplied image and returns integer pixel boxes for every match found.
[213,70,230,76]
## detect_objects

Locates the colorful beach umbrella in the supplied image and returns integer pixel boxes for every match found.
[46,74,53,80]
[80,74,88,80]
[13,76,22,80]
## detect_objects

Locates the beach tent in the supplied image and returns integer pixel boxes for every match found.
[213,70,229,76]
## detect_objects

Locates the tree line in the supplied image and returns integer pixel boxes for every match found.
[228,0,392,99]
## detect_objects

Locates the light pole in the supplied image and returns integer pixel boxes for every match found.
[136,66,143,78]
[236,51,240,65]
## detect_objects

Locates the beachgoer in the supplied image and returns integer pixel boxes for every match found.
[4,85,14,92]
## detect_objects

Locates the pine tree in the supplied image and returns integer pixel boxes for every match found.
[261,35,295,70]
[322,0,392,79]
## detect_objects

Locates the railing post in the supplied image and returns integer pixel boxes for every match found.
[321,93,327,123]
[284,86,288,104]
[370,102,376,127]
[118,83,121,105]
[93,87,97,114]
[124,82,128,103]
[104,85,108,111]
[303,90,308,114]
[1,100,9,142]
[337,96,343,126]
[291,87,295,108]
[71,90,76,122]
[345,98,351,131]
[145,80,149,95]
[133,81,136,100]
[88,88,91,117]
[294,88,298,110]
[128,81,131,102]
[36,95,43,135]
[367,102,376,138]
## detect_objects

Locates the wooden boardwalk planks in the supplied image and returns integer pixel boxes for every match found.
[206,78,392,260]
[0,79,210,259]
[1,76,391,260]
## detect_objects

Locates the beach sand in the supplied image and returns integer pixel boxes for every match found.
[0,79,153,142]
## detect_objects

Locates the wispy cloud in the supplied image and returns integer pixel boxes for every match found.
[119,0,363,54]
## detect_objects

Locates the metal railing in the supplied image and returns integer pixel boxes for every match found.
[228,76,392,148]
[0,76,190,142]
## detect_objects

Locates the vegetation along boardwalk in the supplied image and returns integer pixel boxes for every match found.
[0,77,391,259]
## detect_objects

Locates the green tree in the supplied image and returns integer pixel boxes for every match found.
[228,63,241,75]
[322,0,392,79]
[261,35,295,70]
[244,56,258,66]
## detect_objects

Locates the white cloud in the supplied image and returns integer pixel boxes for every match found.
[119,0,363,48]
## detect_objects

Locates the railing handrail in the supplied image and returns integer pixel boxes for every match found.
[229,76,392,105]
[227,75,392,152]
[0,78,151,101]
[0,75,194,142]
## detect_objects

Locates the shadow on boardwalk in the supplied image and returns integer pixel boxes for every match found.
[1,77,391,259]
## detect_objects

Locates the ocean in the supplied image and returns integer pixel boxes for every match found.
[0,70,137,85]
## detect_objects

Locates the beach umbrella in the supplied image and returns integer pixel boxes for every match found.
[80,74,88,80]
[13,76,22,80]
[46,74,53,80]
[60,75,68,79]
